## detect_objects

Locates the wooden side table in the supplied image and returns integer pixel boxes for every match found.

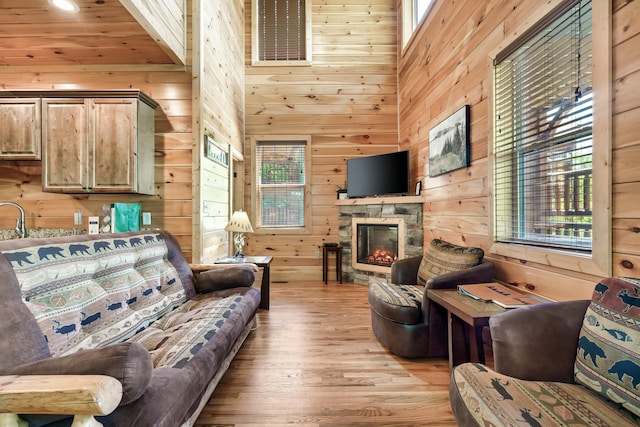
[427,288,548,369]
[215,255,273,310]
[322,245,342,284]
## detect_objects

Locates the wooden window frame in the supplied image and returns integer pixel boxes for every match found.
[251,0,312,67]
[250,135,312,235]
[401,0,435,49]
[488,0,611,277]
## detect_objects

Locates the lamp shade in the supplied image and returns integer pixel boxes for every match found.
[225,210,254,233]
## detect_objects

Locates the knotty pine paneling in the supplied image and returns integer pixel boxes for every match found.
[399,0,640,301]
[0,70,194,258]
[243,0,399,281]
[191,0,245,263]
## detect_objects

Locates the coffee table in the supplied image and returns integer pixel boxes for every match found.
[427,289,506,370]
[216,256,273,310]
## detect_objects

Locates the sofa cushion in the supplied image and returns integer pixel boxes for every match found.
[129,287,260,369]
[8,342,152,405]
[368,276,424,324]
[417,239,484,285]
[451,362,638,426]
[2,232,187,357]
[574,276,640,417]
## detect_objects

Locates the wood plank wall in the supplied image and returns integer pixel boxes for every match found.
[193,0,246,263]
[0,0,195,259]
[243,0,399,281]
[398,0,640,301]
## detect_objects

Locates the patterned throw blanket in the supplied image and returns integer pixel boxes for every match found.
[5,233,186,357]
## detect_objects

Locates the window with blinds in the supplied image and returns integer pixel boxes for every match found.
[253,0,311,64]
[493,0,592,252]
[256,140,307,228]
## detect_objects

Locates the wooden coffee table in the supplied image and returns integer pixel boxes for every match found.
[427,289,507,370]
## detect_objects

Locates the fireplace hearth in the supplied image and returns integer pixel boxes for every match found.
[338,197,424,285]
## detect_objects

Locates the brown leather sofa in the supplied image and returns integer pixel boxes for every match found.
[368,239,495,358]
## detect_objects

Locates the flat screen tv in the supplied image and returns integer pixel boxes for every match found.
[347,150,410,198]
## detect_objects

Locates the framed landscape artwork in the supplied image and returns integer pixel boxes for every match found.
[428,105,470,177]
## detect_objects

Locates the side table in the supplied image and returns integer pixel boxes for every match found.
[215,255,273,310]
[322,245,342,284]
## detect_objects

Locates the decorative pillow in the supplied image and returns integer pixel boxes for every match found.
[417,239,484,285]
[574,277,640,417]
[8,342,153,406]
[195,265,256,293]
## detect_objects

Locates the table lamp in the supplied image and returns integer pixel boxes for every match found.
[225,210,254,258]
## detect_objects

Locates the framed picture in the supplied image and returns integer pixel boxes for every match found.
[428,105,470,177]
[205,135,229,167]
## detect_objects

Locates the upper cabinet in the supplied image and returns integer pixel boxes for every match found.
[42,95,156,195]
[0,98,41,160]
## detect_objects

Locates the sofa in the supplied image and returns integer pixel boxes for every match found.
[368,239,495,358]
[0,230,261,427]
[450,276,640,426]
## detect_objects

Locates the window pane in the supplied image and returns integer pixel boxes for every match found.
[258,0,306,61]
[494,0,592,251]
[256,141,306,228]
[414,0,433,26]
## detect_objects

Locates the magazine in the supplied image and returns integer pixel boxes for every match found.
[457,282,541,308]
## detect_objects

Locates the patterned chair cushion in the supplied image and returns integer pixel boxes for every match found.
[417,239,484,285]
[574,276,640,417]
[452,362,638,426]
[368,276,424,324]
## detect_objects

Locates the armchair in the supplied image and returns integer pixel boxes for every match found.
[450,277,640,426]
[368,239,494,358]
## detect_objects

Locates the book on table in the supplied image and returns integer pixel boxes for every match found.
[457,282,541,308]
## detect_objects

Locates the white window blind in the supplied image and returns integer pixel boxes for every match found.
[256,141,306,227]
[494,0,592,251]
[257,0,306,61]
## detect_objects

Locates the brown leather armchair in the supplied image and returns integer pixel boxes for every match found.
[368,239,495,358]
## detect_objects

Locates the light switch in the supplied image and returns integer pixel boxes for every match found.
[142,212,152,225]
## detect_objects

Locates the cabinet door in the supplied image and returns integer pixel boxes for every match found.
[0,99,41,159]
[42,99,88,192]
[91,98,137,192]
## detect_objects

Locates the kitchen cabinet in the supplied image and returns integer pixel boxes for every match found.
[0,98,41,160]
[42,92,156,194]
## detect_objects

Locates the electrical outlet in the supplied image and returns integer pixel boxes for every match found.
[74,210,82,226]
[315,251,321,259]
[142,212,152,225]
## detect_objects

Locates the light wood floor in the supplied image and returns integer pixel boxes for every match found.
[194,281,457,426]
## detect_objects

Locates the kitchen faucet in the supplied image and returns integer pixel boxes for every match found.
[0,202,26,238]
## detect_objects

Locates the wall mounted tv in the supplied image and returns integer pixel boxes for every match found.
[347,150,410,198]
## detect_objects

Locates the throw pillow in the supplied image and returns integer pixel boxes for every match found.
[8,342,153,406]
[417,239,484,285]
[574,276,640,417]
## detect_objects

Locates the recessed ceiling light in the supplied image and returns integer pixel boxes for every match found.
[49,0,80,13]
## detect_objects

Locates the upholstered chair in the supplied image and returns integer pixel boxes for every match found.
[368,239,495,358]
[449,277,640,426]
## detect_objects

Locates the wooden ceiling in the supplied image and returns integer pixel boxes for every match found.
[0,0,176,66]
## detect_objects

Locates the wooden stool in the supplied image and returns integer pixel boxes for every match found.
[322,245,343,284]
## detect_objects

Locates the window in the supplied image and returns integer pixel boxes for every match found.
[494,0,593,252]
[252,137,311,233]
[491,0,611,276]
[252,0,312,65]
[402,0,435,48]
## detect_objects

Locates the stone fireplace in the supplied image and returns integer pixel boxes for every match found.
[338,197,423,285]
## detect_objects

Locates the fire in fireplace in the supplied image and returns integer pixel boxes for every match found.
[356,223,399,267]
